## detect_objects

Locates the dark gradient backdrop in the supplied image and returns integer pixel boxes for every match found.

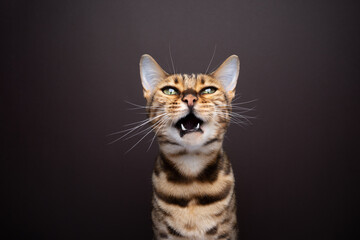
[2,0,360,239]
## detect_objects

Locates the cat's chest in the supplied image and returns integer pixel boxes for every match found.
[172,154,210,176]
[163,201,221,235]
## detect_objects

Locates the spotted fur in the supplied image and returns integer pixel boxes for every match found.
[139,54,240,240]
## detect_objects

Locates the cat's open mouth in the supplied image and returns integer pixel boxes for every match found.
[175,113,204,137]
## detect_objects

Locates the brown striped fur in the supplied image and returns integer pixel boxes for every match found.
[139,54,240,239]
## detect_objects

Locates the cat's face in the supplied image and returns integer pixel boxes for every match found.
[140,55,239,150]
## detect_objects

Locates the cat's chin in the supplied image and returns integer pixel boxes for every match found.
[180,130,203,138]
[175,130,205,147]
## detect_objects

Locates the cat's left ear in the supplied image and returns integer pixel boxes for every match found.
[139,54,168,100]
[211,55,240,101]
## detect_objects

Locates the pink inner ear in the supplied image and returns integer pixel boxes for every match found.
[212,55,239,92]
[140,54,167,93]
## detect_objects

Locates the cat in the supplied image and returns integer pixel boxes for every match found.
[139,54,240,240]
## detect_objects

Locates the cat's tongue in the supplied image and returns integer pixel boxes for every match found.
[175,113,203,137]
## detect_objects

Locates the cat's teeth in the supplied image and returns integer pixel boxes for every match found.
[195,123,200,130]
[181,124,186,131]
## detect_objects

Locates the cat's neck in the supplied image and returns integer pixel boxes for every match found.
[158,140,224,178]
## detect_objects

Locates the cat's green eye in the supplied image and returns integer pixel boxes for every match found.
[162,87,179,95]
[200,87,217,95]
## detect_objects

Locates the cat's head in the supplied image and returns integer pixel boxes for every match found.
[139,54,239,150]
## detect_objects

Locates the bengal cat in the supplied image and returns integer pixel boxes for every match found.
[139,54,240,240]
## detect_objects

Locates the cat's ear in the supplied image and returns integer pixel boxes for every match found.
[211,55,240,100]
[139,54,168,99]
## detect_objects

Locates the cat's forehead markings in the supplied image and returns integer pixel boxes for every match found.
[174,77,179,84]
[181,74,186,82]
[164,75,179,84]
[183,74,197,89]
[200,76,205,85]
[197,74,206,87]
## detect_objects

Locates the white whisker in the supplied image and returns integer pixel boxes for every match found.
[126,124,160,154]
[147,117,170,151]
[205,44,217,74]
[122,112,166,127]
[124,117,166,141]
[231,99,258,105]
[107,113,167,144]
[124,100,163,110]
[169,43,176,74]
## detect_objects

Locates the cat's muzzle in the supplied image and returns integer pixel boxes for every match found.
[174,113,204,137]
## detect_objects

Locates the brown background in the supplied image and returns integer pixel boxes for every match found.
[2,0,360,239]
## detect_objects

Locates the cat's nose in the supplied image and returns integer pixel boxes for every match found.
[182,94,198,107]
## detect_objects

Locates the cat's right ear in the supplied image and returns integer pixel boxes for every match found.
[139,54,168,99]
[211,55,240,101]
